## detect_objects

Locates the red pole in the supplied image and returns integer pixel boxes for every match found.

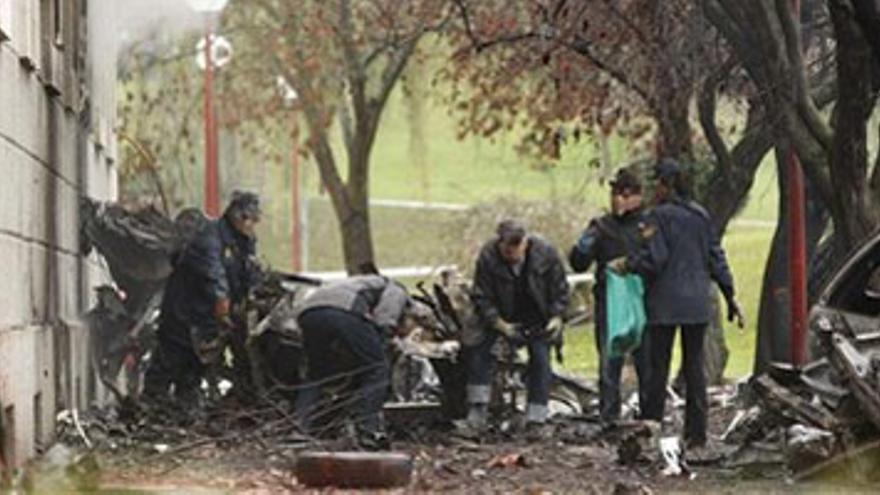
[788,0,808,366]
[203,22,220,217]
[291,120,302,272]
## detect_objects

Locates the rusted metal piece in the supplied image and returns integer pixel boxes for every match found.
[295,451,413,489]
[752,375,840,431]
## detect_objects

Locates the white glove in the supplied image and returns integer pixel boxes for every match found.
[544,316,564,340]
[494,318,517,338]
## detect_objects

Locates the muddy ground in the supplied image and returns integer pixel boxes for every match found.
[22,401,880,495]
[90,436,877,494]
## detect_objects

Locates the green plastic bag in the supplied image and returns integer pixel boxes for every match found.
[605,268,647,358]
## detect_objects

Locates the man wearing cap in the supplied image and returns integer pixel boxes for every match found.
[144,191,263,410]
[569,168,650,424]
[614,159,743,449]
[465,220,570,432]
[294,274,423,450]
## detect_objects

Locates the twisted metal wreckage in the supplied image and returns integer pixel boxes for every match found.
[78,198,880,482]
[78,199,595,428]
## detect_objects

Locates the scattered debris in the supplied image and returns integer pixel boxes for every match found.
[615,421,660,466]
[612,480,654,495]
[720,300,880,478]
[487,452,528,469]
[659,437,689,477]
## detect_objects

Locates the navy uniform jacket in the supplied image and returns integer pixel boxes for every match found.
[159,217,260,345]
[627,197,735,325]
[569,209,646,332]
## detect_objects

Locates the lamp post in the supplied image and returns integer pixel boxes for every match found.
[787,0,807,366]
[187,0,229,217]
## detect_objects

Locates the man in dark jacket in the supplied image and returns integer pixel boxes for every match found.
[143,191,262,409]
[294,275,416,450]
[466,220,570,429]
[617,160,743,448]
[570,168,650,423]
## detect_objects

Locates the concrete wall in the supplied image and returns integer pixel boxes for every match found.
[0,0,117,468]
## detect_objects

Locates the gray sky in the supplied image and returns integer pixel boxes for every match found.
[115,0,206,50]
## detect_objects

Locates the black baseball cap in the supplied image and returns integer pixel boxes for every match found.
[652,158,683,182]
[226,190,262,219]
[609,168,642,193]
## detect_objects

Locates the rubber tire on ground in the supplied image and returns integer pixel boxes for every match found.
[295,451,413,489]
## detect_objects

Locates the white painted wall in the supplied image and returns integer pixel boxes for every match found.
[0,0,117,467]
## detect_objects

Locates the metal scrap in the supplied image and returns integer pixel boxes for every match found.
[752,374,840,431]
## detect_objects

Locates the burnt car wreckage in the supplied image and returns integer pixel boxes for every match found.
[77,199,880,485]
[723,232,880,480]
[78,199,596,432]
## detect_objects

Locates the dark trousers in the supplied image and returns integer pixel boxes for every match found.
[143,335,204,408]
[465,329,552,407]
[295,308,389,434]
[643,324,708,445]
[594,316,650,422]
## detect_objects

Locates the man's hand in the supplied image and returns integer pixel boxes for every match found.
[214,297,231,319]
[544,316,564,341]
[439,340,461,357]
[727,298,745,329]
[214,297,236,331]
[608,257,629,274]
[493,318,517,339]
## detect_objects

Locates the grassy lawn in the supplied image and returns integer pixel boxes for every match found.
[252,84,777,381]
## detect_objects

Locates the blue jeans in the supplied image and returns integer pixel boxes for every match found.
[464,328,552,420]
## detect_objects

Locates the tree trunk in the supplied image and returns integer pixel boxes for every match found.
[652,89,694,160]
[307,122,378,275]
[828,0,880,251]
[339,200,376,275]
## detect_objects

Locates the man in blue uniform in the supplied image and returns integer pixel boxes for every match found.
[465,220,570,431]
[143,191,262,409]
[570,168,650,423]
[616,160,743,448]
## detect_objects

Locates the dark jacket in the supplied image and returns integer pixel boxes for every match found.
[570,209,646,330]
[627,196,735,325]
[472,235,570,329]
[297,275,410,333]
[160,217,260,344]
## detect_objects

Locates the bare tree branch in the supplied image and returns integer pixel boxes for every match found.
[698,58,737,178]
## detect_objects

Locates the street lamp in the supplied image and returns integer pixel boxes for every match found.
[187,0,229,217]
[278,76,306,272]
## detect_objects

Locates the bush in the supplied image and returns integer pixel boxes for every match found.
[436,197,600,275]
